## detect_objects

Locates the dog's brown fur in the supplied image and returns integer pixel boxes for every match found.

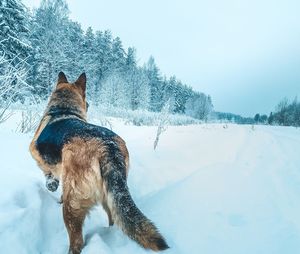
[30,72,168,253]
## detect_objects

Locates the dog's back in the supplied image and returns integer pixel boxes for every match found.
[36,118,117,165]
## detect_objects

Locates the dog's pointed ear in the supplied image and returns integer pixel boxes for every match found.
[57,72,68,84]
[75,73,86,97]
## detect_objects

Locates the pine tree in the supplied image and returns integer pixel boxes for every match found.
[0,0,30,62]
[81,26,98,98]
[111,36,125,73]
[128,67,150,110]
[254,113,260,123]
[126,47,137,69]
[123,48,150,110]
[268,112,274,125]
[0,0,31,102]
[92,30,114,105]
[145,56,164,111]
[29,0,74,97]
[99,72,129,109]
[63,21,84,79]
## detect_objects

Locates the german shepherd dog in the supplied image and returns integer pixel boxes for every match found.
[29,72,169,254]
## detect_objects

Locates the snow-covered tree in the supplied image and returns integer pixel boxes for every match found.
[99,72,129,109]
[254,113,260,123]
[29,0,70,96]
[111,36,125,73]
[271,97,300,126]
[92,30,114,104]
[0,53,32,123]
[126,67,150,110]
[186,93,213,120]
[145,56,164,112]
[0,0,30,63]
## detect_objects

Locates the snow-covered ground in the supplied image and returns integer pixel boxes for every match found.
[1,116,300,254]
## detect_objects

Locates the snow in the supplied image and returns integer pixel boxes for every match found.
[0,117,300,254]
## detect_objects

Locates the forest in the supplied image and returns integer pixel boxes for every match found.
[0,0,213,124]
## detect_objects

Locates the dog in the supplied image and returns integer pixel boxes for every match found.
[29,72,169,254]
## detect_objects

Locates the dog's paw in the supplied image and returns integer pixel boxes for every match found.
[46,178,59,192]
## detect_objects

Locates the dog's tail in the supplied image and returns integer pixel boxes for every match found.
[101,155,169,251]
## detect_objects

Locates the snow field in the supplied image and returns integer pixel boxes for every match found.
[0,119,300,254]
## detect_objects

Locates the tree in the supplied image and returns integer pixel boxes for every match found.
[62,21,85,79]
[81,26,97,98]
[0,0,31,63]
[0,0,31,102]
[0,54,32,123]
[126,67,150,110]
[173,82,192,114]
[30,0,70,97]
[269,97,300,127]
[123,48,150,110]
[111,36,125,73]
[186,92,213,120]
[274,98,289,125]
[91,30,114,105]
[260,115,268,124]
[268,112,274,125]
[99,73,129,109]
[145,56,164,111]
[125,47,137,70]
[254,113,260,123]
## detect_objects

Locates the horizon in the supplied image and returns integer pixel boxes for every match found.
[23,0,300,118]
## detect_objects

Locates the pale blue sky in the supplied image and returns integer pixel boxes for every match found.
[24,0,300,117]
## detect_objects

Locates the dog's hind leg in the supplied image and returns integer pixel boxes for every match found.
[102,200,114,226]
[63,197,89,254]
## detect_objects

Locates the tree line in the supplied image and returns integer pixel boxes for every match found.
[267,97,300,127]
[252,97,299,127]
[0,0,213,120]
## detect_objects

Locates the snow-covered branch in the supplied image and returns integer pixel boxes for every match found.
[0,54,31,124]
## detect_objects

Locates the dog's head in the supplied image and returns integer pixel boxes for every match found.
[46,72,88,120]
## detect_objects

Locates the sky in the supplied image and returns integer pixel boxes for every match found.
[23,0,300,117]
